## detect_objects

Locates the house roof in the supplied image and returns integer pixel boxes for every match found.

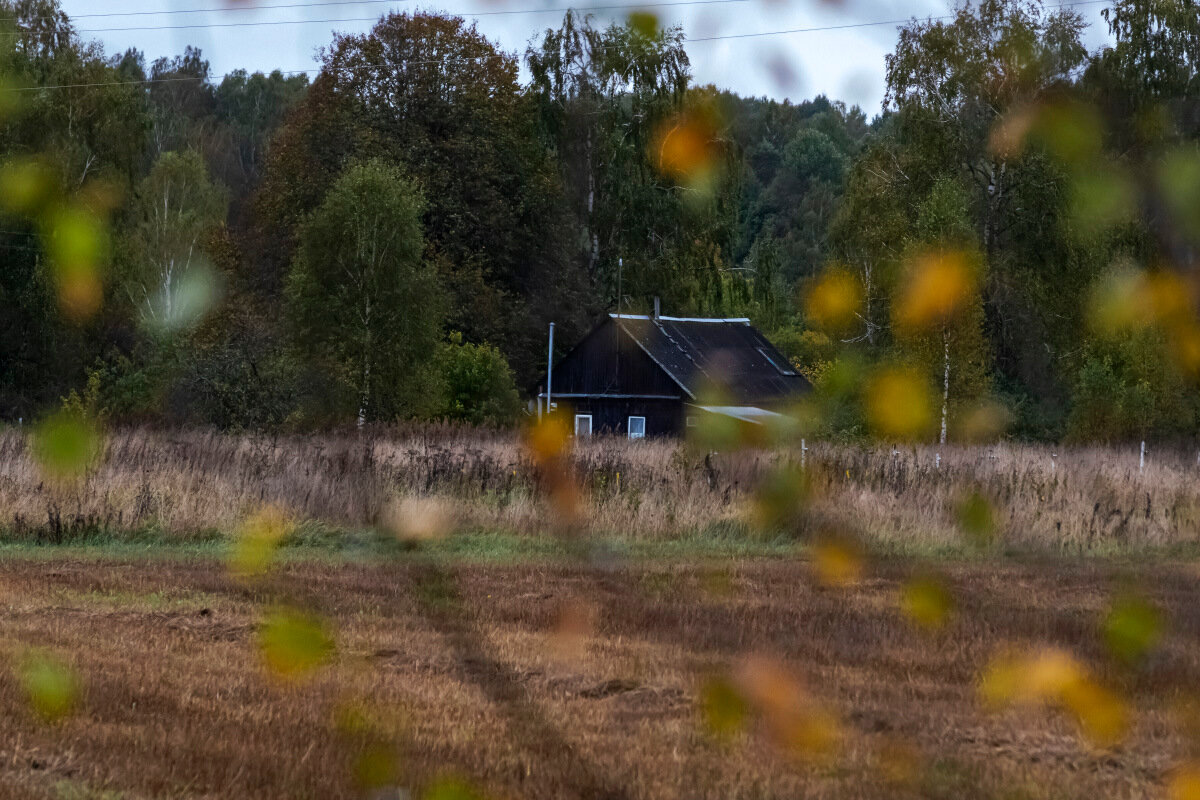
[610,313,810,403]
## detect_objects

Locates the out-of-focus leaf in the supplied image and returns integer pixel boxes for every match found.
[44,205,107,322]
[0,157,55,215]
[1103,593,1163,664]
[700,675,749,737]
[864,367,933,441]
[803,267,862,334]
[353,741,400,790]
[1169,763,1200,800]
[627,10,659,37]
[426,776,484,800]
[810,534,863,588]
[956,491,995,547]
[751,464,812,533]
[32,410,100,480]
[893,250,974,332]
[1070,167,1135,234]
[1158,147,1200,240]
[230,506,292,579]
[17,650,80,722]
[258,606,335,681]
[900,574,954,630]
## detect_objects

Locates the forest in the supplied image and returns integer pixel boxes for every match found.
[2,0,1199,442]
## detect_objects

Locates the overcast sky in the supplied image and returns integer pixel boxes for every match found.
[59,0,1115,113]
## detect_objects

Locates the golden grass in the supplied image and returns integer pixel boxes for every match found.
[1,426,1199,551]
[1,554,1198,799]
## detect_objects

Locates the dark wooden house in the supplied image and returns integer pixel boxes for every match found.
[535,313,811,437]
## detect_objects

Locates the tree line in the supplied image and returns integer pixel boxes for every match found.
[0,0,1197,441]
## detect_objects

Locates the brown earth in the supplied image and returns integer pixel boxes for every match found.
[1,553,1198,800]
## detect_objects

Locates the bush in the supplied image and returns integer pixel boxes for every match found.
[435,333,521,426]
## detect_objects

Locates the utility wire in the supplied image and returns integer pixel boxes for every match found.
[0,0,1113,91]
[0,0,1109,35]
[4,0,744,21]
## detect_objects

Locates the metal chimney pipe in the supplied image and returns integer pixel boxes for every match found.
[547,322,555,415]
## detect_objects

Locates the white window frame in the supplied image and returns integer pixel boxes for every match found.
[574,414,593,437]
[627,416,646,440]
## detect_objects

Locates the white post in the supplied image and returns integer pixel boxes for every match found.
[1051,453,1057,473]
[1140,440,1145,474]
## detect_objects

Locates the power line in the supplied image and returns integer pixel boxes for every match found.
[0,0,1113,91]
[0,0,1109,36]
[0,0,752,35]
[10,0,739,21]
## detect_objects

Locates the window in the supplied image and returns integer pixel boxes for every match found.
[574,414,592,437]
[757,346,797,376]
[628,416,646,440]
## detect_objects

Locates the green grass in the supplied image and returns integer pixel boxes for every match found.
[2,521,1199,566]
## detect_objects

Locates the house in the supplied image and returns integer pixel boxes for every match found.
[535,311,811,437]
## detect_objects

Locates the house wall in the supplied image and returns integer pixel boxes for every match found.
[557,397,684,437]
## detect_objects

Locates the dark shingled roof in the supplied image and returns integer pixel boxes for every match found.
[611,314,811,404]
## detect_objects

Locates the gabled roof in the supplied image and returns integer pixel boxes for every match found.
[610,313,810,403]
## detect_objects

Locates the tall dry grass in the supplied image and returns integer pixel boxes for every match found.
[1,426,1199,550]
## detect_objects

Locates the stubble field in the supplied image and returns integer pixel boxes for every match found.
[2,551,1199,800]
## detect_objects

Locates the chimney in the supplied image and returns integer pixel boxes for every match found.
[653,296,661,320]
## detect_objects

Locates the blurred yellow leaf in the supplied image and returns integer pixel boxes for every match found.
[894,250,973,332]
[381,496,454,544]
[525,413,570,465]
[17,650,80,722]
[900,575,954,630]
[979,647,1127,747]
[0,158,56,215]
[32,410,100,480]
[956,491,995,547]
[803,268,862,334]
[865,367,933,441]
[652,106,722,194]
[230,506,292,579]
[1169,764,1200,800]
[426,776,484,800]
[751,464,812,533]
[1061,677,1128,747]
[1070,167,1135,234]
[955,399,1012,443]
[627,10,659,37]
[810,535,863,588]
[353,741,400,791]
[258,606,334,681]
[700,675,749,737]
[734,654,841,760]
[44,205,107,322]
[1103,593,1163,664]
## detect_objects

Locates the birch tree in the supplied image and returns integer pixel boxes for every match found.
[123,150,226,331]
[286,160,442,424]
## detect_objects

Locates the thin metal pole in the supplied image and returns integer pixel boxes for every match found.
[547,322,555,416]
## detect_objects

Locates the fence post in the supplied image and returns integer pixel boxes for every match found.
[1140,440,1145,474]
[1051,453,1056,473]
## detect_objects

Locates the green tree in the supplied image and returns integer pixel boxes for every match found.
[118,150,226,332]
[286,160,443,424]
[436,332,521,426]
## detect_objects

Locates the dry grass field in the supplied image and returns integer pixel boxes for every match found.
[1,552,1199,800]
[2,426,1200,551]
[4,427,1200,799]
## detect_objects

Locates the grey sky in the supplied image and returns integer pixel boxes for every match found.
[60,0,1115,112]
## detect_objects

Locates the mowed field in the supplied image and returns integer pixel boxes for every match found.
[2,550,1200,800]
